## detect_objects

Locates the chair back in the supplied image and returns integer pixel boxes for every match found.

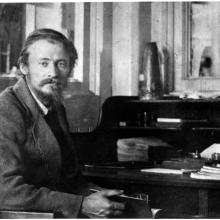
[64,94,101,133]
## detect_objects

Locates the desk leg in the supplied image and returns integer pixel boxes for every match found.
[198,189,208,217]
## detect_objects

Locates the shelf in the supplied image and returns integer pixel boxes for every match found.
[121,97,220,104]
[114,126,182,131]
[112,126,220,132]
[192,127,220,131]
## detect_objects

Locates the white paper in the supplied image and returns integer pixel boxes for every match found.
[157,118,182,123]
[190,172,220,181]
[200,143,220,159]
[141,168,183,174]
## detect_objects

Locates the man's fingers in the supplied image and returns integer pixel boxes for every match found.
[110,201,126,210]
[100,189,124,197]
[112,210,124,216]
[82,190,126,218]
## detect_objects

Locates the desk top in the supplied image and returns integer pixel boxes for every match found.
[82,166,220,189]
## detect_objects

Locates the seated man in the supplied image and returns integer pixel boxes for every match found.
[0,28,125,218]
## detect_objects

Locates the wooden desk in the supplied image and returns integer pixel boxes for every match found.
[82,166,220,218]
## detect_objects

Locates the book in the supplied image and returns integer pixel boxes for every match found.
[169,91,220,99]
[201,165,220,174]
[190,163,220,180]
[190,172,220,181]
[89,189,152,218]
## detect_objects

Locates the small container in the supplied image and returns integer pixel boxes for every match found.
[212,153,220,164]
[136,112,150,127]
[138,73,149,100]
[143,112,148,127]
[188,150,201,159]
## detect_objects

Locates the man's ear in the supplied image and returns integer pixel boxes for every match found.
[19,64,28,75]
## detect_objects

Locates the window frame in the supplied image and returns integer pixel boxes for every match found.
[173,2,220,93]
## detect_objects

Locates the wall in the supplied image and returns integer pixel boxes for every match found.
[29,3,152,100]
[0,3,176,100]
[112,2,151,96]
[15,2,154,103]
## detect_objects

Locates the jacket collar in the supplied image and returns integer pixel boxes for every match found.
[27,83,49,116]
[12,76,41,120]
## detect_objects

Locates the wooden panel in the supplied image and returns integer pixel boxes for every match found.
[112,3,139,96]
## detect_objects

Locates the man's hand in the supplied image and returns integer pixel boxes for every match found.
[82,189,125,218]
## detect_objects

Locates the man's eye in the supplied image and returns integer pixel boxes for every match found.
[40,62,48,67]
[57,62,67,69]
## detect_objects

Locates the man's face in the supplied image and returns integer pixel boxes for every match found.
[24,39,71,104]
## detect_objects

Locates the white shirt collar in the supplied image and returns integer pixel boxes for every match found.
[27,84,49,116]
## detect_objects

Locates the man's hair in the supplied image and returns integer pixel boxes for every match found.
[17,28,78,70]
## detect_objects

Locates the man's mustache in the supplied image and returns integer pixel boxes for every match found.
[39,78,59,86]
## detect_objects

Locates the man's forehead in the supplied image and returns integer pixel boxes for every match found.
[27,39,68,60]
[27,39,65,53]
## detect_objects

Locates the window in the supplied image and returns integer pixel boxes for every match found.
[174,2,220,93]
[0,4,23,76]
[190,2,220,78]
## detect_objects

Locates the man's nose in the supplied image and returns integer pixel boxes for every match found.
[48,63,58,78]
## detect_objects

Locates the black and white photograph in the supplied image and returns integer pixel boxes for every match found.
[0,1,220,218]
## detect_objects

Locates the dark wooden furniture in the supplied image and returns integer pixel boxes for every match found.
[78,96,220,218]
[82,166,220,218]
[83,96,220,162]
[0,211,54,218]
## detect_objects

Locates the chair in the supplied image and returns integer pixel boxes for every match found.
[0,211,54,219]
[64,94,101,133]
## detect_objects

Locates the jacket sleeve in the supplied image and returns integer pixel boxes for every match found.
[0,98,83,218]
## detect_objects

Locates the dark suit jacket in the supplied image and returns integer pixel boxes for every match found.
[0,77,85,218]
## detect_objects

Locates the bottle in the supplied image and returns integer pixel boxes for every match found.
[143,112,148,127]
[138,73,149,100]
[142,42,163,99]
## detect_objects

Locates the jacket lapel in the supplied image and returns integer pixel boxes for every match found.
[12,77,62,180]
[56,105,79,175]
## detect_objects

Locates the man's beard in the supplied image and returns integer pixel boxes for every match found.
[35,85,63,108]
[26,76,64,108]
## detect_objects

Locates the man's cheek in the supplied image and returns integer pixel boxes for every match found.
[60,77,68,88]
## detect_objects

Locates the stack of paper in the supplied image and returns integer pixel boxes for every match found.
[190,165,220,180]
[200,143,220,159]
[201,165,220,174]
